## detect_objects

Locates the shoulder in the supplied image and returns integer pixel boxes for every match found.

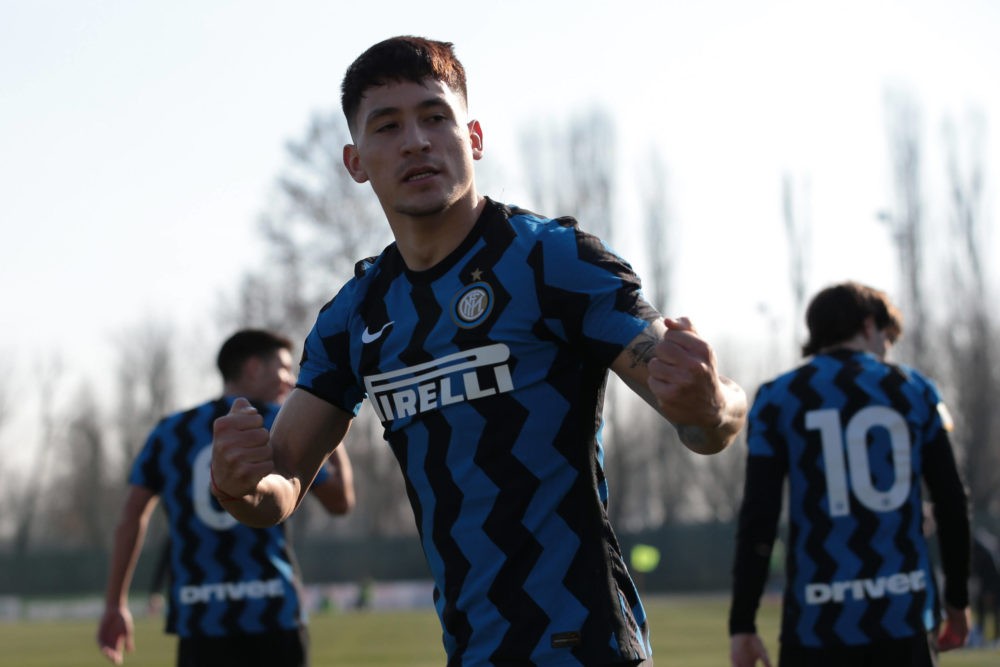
[490,199,632,277]
[505,202,574,228]
[490,198,580,240]
[351,241,396,281]
[317,244,402,316]
[753,361,812,402]
[151,399,215,430]
[892,361,933,385]
[886,361,941,397]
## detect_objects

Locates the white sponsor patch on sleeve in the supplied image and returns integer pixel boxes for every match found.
[937,402,955,432]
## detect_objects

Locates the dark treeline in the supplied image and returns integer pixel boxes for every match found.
[0,89,997,569]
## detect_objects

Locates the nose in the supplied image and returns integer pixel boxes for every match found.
[401,122,431,154]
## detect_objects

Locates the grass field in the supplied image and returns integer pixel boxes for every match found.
[5,595,998,666]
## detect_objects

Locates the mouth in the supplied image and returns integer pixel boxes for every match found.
[401,166,440,183]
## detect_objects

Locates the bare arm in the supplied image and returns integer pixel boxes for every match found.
[309,444,356,516]
[97,485,158,664]
[210,389,353,527]
[611,316,747,454]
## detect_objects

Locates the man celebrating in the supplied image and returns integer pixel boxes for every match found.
[211,37,747,666]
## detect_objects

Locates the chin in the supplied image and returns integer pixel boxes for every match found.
[395,198,450,217]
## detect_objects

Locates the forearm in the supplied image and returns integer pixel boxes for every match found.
[104,488,158,609]
[214,472,302,528]
[677,376,748,455]
[312,446,356,515]
[104,517,147,609]
[613,318,748,454]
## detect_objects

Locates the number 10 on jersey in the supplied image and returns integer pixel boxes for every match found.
[806,406,912,517]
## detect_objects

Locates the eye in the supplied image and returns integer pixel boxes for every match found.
[375,122,398,133]
[423,111,451,125]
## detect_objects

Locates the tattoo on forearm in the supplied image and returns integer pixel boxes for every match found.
[628,329,659,368]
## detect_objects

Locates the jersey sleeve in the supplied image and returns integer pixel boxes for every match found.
[917,375,971,609]
[127,424,166,493]
[296,285,367,416]
[730,383,787,635]
[536,223,660,366]
[745,380,788,461]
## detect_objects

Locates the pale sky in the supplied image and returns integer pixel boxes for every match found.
[1,0,998,468]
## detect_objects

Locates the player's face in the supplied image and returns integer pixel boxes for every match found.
[343,78,483,220]
[250,348,295,404]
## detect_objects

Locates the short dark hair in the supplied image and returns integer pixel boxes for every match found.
[216,329,293,382]
[341,35,468,134]
[801,281,903,357]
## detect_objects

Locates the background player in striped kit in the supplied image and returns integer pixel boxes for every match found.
[210,36,748,666]
[728,282,971,667]
[98,329,355,666]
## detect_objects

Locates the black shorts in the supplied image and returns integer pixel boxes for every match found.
[177,626,309,667]
[779,633,938,667]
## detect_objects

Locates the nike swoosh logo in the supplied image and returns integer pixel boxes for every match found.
[361,321,394,344]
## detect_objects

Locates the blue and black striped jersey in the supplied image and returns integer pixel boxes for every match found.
[130,396,328,638]
[730,349,969,647]
[297,198,659,665]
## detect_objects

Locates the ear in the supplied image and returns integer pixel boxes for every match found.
[243,355,262,378]
[468,120,484,161]
[862,316,877,338]
[343,144,369,184]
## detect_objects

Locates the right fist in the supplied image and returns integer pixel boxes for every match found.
[210,397,276,498]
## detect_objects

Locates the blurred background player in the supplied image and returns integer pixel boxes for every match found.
[97,329,355,666]
[728,281,971,667]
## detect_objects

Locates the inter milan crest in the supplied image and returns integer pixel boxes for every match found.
[451,279,494,329]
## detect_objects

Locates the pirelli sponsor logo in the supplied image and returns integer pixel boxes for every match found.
[364,343,514,422]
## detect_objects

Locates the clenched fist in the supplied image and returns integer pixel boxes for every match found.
[646,317,745,454]
[210,397,276,501]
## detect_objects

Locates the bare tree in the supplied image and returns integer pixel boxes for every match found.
[114,322,178,473]
[882,87,931,368]
[221,111,390,343]
[940,113,1000,519]
[518,107,616,241]
[882,91,1000,520]
[0,360,13,539]
[11,357,65,555]
[46,384,115,548]
[782,172,812,343]
[626,148,699,526]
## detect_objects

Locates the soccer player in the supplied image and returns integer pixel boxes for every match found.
[728,282,971,667]
[97,329,355,667]
[210,36,748,666]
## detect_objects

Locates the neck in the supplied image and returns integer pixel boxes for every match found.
[223,383,255,399]
[389,194,486,271]
[818,332,882,360]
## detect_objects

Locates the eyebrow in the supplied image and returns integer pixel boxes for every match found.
[363,97,452,129]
